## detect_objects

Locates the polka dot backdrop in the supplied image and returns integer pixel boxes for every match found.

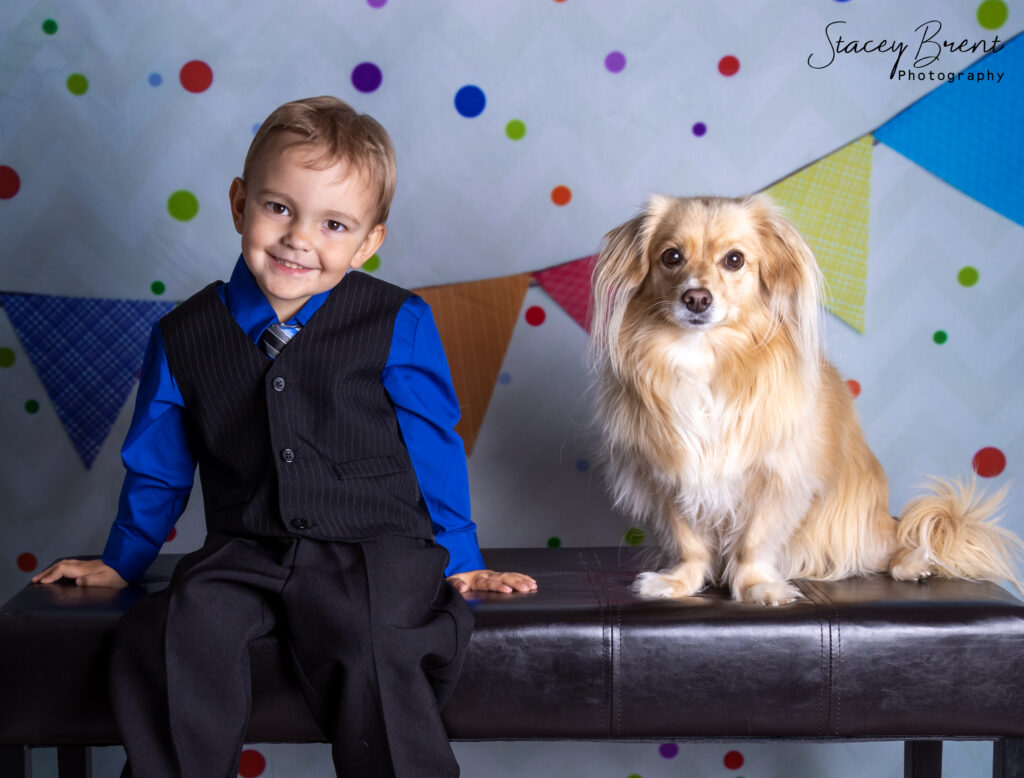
[1,3,1022,777]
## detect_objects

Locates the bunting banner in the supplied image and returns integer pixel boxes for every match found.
[0,294,175,469]
[874,33,1023,229]
[765,134,874,333]
[414,274,531,456]
[533,255,598,333]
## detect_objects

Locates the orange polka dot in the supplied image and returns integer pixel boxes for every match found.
[551,185,572,206]
[846,379,861,398]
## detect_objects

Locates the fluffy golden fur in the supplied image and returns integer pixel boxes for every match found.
[590,193,1022,605]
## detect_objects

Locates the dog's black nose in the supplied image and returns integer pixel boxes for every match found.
[682,287,712,313]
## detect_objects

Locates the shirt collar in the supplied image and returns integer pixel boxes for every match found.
[224,255,335,344]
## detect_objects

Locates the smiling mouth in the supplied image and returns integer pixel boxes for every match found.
[271,254,312,272]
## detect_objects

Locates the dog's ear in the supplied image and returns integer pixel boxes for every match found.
[590,202,659,370]
[747,194,822,360]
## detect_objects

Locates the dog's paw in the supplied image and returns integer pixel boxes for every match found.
[632,570,703,599]
[739,580,803,606]
[889,546,934,582]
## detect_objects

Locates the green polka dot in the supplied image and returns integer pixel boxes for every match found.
[151,280,166,295]
[546,536,561,548]
[42,19,58,35]
[167,190,199,221]
[624,527,645,546]
[505,119,527,140]
[363,254,381,272]
[627,774,643,778]
[66,73,88,95]
[24,399,40,414]
[977,0,1008,29]
[0,348,15,367]
[957,266,979,287]
[933,330,948,344]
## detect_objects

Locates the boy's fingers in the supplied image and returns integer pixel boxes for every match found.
[32,559,82,583]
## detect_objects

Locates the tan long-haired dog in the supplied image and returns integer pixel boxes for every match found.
[590,193,1022,605]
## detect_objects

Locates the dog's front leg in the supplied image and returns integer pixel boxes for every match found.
[633,506,713,599]
[728,477,808,606]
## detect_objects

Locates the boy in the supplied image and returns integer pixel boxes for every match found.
[35,96,536,777]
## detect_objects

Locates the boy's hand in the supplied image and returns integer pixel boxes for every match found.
[32,558,129,589]
[447,570,537,594]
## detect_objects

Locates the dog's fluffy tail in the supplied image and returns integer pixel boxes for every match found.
[897,477,1024,593]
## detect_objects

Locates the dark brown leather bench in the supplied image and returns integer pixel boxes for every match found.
[2,547,1023,777]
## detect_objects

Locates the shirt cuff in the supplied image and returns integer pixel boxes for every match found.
[435,528,486,576]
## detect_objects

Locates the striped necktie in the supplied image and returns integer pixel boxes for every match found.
[259,322,301,360]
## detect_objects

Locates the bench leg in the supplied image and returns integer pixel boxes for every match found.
[994,738,1024,778]
[905,740,942,778]
[0,745,31,778]
[56,746,92,778]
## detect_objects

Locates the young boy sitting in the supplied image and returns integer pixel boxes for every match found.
[34,95,536,778]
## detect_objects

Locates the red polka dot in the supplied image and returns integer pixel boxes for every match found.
[846,379,861,398]
[17,552,38,573]
[973,447,1006,478]
[718,55,740,76]
[238,748,266,777]
[166,528,177,543]
[525,306,546,326]
[0,165,20,199]
[551,185,572,206]
[723,749,744,769]
[180,60,213,93]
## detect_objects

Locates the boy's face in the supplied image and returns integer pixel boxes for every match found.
[229,136,386,322]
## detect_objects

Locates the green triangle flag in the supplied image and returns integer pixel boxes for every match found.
[765,134,873,333]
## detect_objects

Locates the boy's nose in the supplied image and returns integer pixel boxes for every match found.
[284,223,312,249]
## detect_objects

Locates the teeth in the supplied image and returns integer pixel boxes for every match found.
[275,257,305,270]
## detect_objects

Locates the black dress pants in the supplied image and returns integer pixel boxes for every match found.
[110,533,473,778]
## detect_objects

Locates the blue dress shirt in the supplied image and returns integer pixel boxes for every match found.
[102,257,486,582]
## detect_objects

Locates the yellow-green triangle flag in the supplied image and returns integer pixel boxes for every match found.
[765,134,873,332]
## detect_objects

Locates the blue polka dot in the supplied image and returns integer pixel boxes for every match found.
[575,459,589,472]
[498,372,511,385]
[148,73,162,87]
[252,122,261,135]
[454,85,486,118]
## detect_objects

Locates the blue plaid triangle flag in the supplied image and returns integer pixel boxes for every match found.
[0,293,176,469]
[875,34,1023,228]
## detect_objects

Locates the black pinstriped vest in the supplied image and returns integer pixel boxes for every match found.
[159,271,433,543]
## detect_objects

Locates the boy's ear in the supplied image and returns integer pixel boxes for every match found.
[349,223,387,269]
[228,177,247,235]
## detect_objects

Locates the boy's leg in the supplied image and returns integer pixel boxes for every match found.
[282,537,473,778]
[111,534,291,778]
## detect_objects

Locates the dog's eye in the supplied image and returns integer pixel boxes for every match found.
[661,248,683,267]
[724,250,745,270]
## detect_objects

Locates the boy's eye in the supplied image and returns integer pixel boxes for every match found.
[268,202,289,216]
[325,220,345,233]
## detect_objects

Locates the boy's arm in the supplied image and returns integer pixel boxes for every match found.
[382,297,536,594]
[35,325,195,586]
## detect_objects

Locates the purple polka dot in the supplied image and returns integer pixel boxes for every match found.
[351,62,382,93]
[659,743,679,759]
[368,0,387,6]
[605,51,627,73]
[692,122,707,137]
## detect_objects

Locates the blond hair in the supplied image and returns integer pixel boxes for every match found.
[244,96,397,225]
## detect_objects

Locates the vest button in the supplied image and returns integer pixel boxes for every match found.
[290,518,308,530]
[272,377,286,392]
[281,448,295,462]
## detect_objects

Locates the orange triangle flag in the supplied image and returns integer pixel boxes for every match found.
[413,274,530,455]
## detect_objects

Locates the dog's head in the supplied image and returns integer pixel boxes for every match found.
[591,194,822,371]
